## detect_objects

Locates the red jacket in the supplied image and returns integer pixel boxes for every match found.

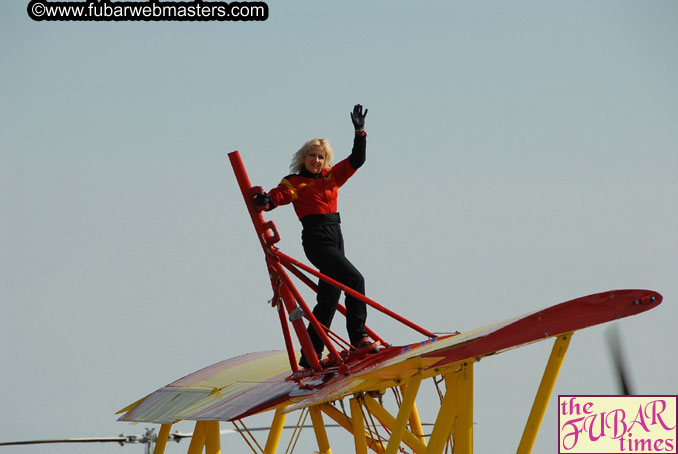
[268,132,366,221]
[268,157,357,220]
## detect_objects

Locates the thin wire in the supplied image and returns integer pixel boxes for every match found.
[392,386,403,407]
[284,408,309,454]
[243,420,266,453]
[231,421,263,454]
[357,396,377,447]
[433,375,445,402]
[361,395,389,449]
[319,321,353,351]
[284,409,303,454]
[292,408,310,454]
[338,399,347,418]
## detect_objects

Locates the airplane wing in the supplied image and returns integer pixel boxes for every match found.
[117,350,301,423]
[117,289,661,422]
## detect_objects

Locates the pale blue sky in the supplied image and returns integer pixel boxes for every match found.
[2,1,676,453]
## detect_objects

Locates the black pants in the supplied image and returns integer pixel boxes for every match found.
[301,221,367,355]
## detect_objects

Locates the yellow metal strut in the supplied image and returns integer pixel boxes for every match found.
[517,332,572,453]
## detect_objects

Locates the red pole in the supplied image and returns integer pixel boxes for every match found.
[277,277,322,370]
[228,151,280,251]
[276,301,298,373]
[276,264,344,365]
[279,258,387,346]
[229,151,319,370]
[275,249,436,339]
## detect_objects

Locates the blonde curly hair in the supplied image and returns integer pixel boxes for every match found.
[290,138,334,174]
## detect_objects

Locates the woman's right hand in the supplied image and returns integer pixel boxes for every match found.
[252,186,274,211]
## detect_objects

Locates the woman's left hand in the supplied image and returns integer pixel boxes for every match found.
[351,104,368,131]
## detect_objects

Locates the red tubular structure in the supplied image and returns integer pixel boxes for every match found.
[277,281,322,370]
[276,302,298,373]
[229,151,321,370]
[279,259,386,346]
[275,263,343,365]
[274,249,437,339]
[227,151,278,251]
[228,150,436,372]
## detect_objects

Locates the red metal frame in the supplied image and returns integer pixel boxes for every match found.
[275,250,436,339]
[228,150,436,371]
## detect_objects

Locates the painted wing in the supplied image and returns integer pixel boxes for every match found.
[285,289,662,411]
[117,289,661,421]
[117,351,301,423]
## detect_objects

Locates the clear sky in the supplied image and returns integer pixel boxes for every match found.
[1,1,676,453]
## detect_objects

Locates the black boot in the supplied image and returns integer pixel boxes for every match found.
[298,355,311,369]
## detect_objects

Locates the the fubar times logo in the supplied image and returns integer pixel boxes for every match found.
[559,396,677,453]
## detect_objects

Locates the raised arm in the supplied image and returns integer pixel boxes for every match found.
[349,104,368,170]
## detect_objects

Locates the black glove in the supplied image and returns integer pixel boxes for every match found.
[351,104,368,132]
[254,192,274,211]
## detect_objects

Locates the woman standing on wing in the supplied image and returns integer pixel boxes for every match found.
[254,104,376,368]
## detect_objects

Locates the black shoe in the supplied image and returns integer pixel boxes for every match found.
[298,353,323,369]
[356,337,380,354]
